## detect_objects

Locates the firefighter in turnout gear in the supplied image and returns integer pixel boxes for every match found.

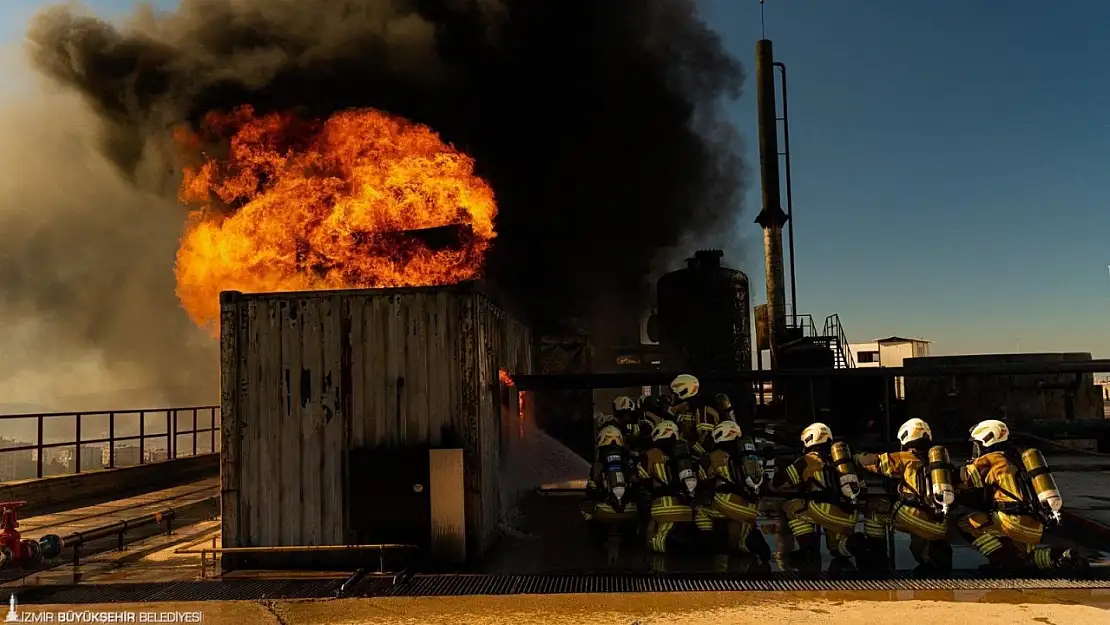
[699,420,771,571]
[581,425,640,559]
[612,396,643,452]
[668,374,723,455]
[639,396,669,428]
[771,422,866,566]
[956,419,1088,572]
[638,419,714,565]
[854,418,956,572]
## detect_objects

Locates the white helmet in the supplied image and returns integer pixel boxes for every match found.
[597,425,624,448]
[651,419,680,442]
[897,418,932,446]
[970,419,1010,452]
[670,374,699,401]
[613,396,635,412]
[800,422,833,449]
[712,420,743,445]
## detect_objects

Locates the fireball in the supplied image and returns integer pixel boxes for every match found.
[174,105,497,332]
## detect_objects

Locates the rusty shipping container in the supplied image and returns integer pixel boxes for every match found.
[219,282,533,567]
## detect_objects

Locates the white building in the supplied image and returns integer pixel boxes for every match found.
[848,337,932,399]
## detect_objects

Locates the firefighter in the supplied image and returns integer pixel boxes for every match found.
[699,420,771,571]
[612,396,642,449]
[667,374,723,455]
[637,419,713,568]
[639,396,668,427]
[854,418,956,572]
[771,422,866,566]
[580,425,640,554]
[956,419,1088,572]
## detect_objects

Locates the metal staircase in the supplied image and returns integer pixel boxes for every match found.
[821,314,855,369]
[780,311,855,369]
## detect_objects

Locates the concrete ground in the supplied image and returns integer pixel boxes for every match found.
[7,590,1109,624]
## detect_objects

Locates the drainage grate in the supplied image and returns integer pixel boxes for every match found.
[366,570,1110,596]
[2,579,344,604]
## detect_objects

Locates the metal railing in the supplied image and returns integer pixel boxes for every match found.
[822,314,855,369]
[0,405,220,481]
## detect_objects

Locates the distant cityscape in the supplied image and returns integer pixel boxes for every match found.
[0,430,214,482]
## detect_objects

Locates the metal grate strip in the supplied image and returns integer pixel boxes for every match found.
[366,570,1110,596]
[2,579,344,604]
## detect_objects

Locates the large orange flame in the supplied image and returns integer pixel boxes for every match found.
[174,105,497,331]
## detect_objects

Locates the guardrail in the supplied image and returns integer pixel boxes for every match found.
[0,406,220,481]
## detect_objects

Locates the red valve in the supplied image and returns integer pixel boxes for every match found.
[0,501,40,569]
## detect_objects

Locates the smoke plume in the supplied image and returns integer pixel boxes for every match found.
[0,62,217,421]
[24,0,746,338]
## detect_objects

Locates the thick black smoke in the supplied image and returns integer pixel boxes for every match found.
[27,0,745,335]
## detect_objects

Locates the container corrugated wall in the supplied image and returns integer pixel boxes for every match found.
[219,282,533,562]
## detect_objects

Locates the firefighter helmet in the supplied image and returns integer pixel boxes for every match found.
[597,425,624,448]
[651,419,680,442]
[670,374,699,401]
[613,396,635,412]
[712,420,743,445]
[897,418,933,446]
[800,422,833,448]
[969,419,1009,448]
[595,413,618,429]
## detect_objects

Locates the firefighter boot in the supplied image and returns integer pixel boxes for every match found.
[789,532,821,565]
[744,526,773,565]
[1038,547,1090,573]
[863,536,889,571]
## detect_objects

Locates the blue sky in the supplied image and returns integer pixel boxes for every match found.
[2,1,1107,357]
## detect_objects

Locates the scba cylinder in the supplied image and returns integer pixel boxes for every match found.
[830,441,860,499]
[1021,448,1063,512]
[927,445,955,509]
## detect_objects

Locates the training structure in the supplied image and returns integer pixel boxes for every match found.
[219,282,533,569]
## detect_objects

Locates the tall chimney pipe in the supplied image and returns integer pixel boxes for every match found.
[754,39,789,368]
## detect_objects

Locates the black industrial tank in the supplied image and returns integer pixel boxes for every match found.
[656,250,752,376]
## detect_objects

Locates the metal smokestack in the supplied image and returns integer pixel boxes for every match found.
[754,39,789,367]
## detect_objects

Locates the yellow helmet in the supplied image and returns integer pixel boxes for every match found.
[897,418,932,446]
[670,374,699,401]
[613,396,635,412]
[651,419,680,442]
[970,419,1009,449]
[597,425,624,448]
[712,420,743,445]
[595,413,618,429]
[800,422,833,448]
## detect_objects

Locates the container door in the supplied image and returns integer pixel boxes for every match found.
[347,447,432,552]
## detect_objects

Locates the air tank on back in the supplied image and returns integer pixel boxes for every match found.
[656,250,753,423]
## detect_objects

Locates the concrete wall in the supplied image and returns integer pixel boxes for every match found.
[0,453,218,513]
[849,342,880,367]
[903,353,1106,436]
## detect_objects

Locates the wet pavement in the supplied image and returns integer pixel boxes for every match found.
[483,491,1109,575]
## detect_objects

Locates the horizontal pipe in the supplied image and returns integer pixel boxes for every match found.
[511,359,1110,390]
[540,488,915,502]
[175,543,418,555]
[59,509,175,547]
